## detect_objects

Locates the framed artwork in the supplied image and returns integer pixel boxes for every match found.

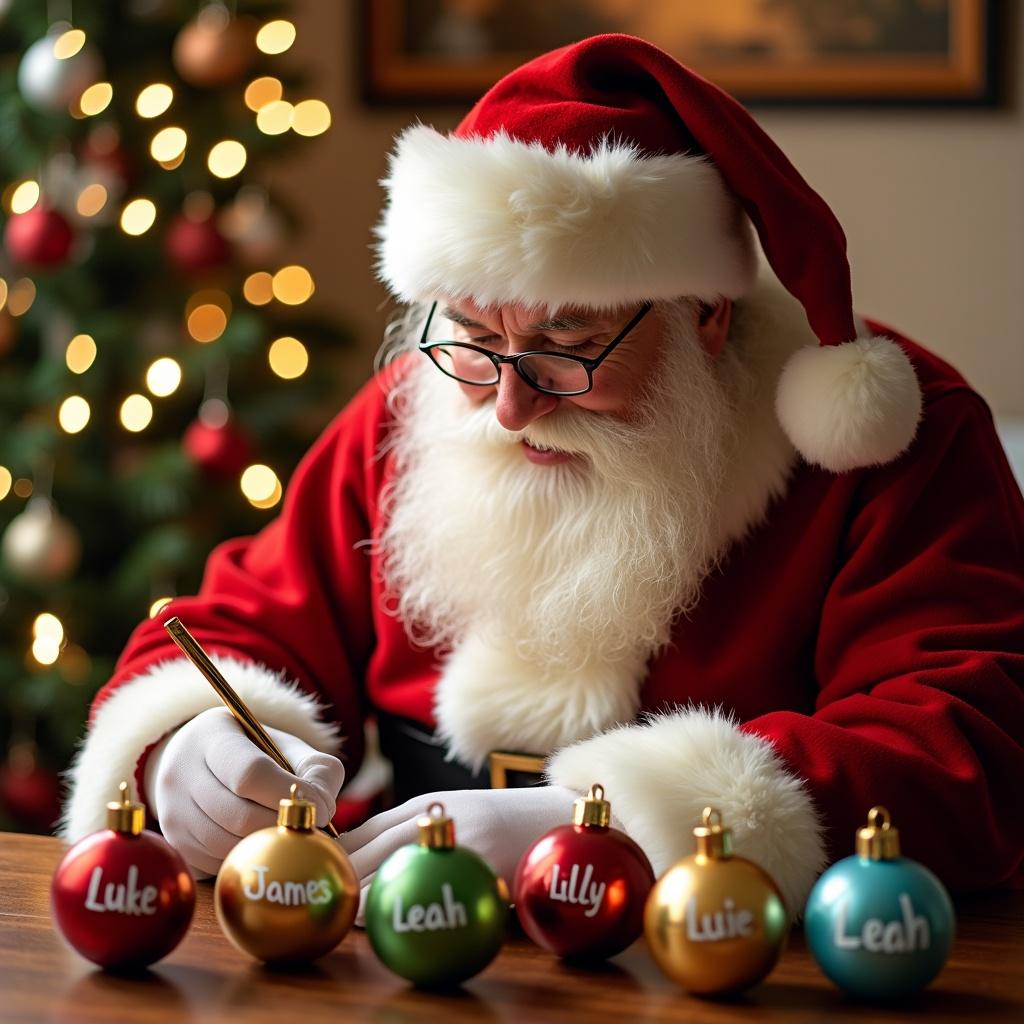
[362,0,1000,107]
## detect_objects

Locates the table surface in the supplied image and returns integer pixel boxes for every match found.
[2,833,1021,1024]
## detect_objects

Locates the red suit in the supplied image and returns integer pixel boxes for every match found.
[61,281,1024,911]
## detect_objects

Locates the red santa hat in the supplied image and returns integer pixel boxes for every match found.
[376,34,921,473]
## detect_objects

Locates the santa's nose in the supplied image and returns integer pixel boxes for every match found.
[493,365,558,431]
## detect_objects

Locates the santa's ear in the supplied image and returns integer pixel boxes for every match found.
[697,298,732,359]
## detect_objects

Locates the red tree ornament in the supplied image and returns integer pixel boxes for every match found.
[0,741,62,832]
[514,784,655,960]
[165,213,230,274]
[51,783,195,970]
[183,416,251,479]
[4,206,74,267]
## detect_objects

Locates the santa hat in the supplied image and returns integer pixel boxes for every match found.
[376,34,921,473]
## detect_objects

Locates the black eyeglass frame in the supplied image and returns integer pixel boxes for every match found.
[418,299,654,397]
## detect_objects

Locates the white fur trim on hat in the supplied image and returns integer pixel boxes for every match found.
[376,125,757,311]
[546,707,826,915]
[775,336,922,473]
[59,656,341,842]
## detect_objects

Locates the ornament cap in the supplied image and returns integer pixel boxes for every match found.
[572,783,611,828]
[693,806,733,859]
[278,783,316,831]
[856,805,901,860]
[417,801,456,849]
[106,781,145,835]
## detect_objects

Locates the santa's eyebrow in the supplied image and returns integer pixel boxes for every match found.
[528,313,596,331]
[440,306,487,329]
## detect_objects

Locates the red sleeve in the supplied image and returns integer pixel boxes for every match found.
[94,374,395,776]
[744,389,1024,888]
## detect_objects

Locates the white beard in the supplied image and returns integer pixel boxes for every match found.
[374,283,804,767]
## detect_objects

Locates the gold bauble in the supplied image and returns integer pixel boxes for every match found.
[172,9,256,88]
[644,808,789,995]
[215,789,358,963]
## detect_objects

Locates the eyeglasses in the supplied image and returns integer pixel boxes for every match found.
[418,300,653,397]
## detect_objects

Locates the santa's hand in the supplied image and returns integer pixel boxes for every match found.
[341,785,576,925]
[146,706,344,879]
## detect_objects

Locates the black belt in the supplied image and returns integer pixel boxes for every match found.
[377,713,546,803]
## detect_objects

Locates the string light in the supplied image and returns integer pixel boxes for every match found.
[53,29,86,60]
[291,100,331,137]
[10,181,40,214]
[243,271,274,305]
[145,357,182,397]
[241,464,282,509]
[256,20,296,54]
[244,77,282,111]
[0,278,6,310]
[58,395,91,433]
[136,83,173,118]
[272,265,314,305]
[256,100,293,135]
[187,304,228,343]
[8,279,36,316]
[150,126,187,162]
[268,336,308,379]
[120,198,157,235]
[33,613,64,645]
[208,140,247,179]
[76,182,108,217]
[120,393,153,432]
[65,334,97,373]
[149,596,174,618]
[0,466,11,500]
[78,82,113,116]
[32,635,61,666]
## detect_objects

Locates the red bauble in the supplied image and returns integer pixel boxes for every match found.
[4,206,74,267]
[514,786,655,960]
[0,757,62,832]
[166,214,231,274]
[183,418,251,479]
[52,821,195,969]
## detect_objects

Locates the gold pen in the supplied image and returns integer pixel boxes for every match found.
[163,616,341,839]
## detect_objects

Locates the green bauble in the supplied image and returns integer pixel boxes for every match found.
[365,803,507,987]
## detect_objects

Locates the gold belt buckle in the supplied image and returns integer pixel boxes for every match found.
[488,751,546,788]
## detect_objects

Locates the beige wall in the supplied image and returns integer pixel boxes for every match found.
[278,2,1023,415]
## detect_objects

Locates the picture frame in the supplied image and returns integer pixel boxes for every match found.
[362,0,1000,107]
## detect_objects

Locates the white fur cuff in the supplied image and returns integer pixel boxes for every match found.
[60,656,341,842]
[546,707,825,914]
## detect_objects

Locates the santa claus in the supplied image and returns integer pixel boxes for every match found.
[61,35,1023,916]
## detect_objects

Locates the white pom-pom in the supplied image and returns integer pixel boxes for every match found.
[775,336,922,473]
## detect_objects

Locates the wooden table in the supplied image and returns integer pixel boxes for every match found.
[2,833,1021,1023]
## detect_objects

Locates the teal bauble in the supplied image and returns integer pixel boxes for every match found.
[805,806,955,998]
[365,802,507,987]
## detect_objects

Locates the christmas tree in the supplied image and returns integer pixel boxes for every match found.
[0,0,348,833]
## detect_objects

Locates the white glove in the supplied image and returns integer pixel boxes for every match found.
[146,706,344,879]
[341,785,577,924]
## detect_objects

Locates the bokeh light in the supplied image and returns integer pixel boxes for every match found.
[149,596,174,618]
[53,29,86,60]
[145,357,182,397]
[292,99,331,137]
[187,304,228,343]
[120,393,154,432]
[79,82,113,116]
[208,140,247,179]
[76,182,108,217]
[10,181,40,214]
[256,100,293,135]
[244,77,282,111]
[268,336,308,379]
[120,198,157,235]
[256,20,296,54]
[8,279,36,316]
[59,396,91,433]
[150,126,187,162]
[66,334,97,373]
[241,464,282,509]
[0,466,11,501]
[243,272,274,305]
[33,613,64,645]
[271,265,314,305]
[136,83,174,118]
